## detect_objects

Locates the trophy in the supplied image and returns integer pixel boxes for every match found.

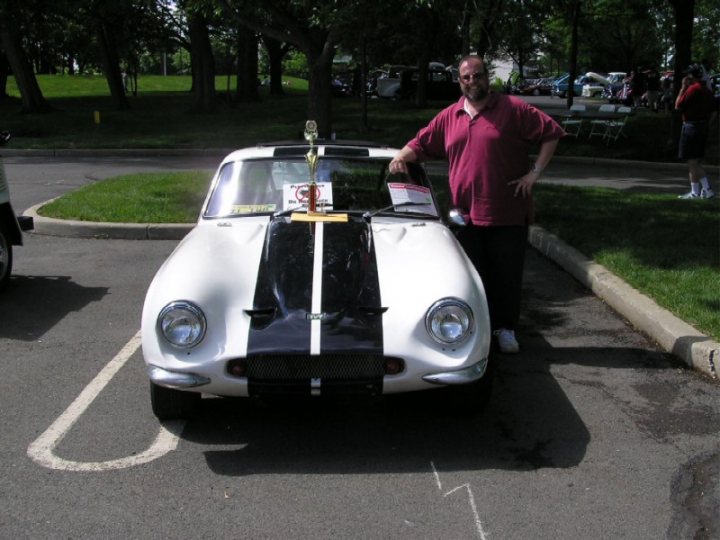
[304,120,319,212]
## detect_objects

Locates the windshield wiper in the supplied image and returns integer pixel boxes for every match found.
[362,202,435,222]
[272,208,299,218]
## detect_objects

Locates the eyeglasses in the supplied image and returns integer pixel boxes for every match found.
[460,72,486,82]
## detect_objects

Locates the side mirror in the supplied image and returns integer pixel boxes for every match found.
[447,208,470,228]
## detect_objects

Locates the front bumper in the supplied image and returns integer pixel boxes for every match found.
[148,365,210,389]
[421,357,488,385]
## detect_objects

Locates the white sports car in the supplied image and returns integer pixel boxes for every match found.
[141,141,493,420]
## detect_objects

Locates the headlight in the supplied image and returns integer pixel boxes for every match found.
[425,298,474,345]
[158,301,207,348]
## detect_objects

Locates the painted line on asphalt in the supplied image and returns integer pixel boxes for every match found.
[431,461,488,540]
[27,330,185,471]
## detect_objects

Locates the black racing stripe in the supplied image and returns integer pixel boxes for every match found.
[319,221,384,354]
[246,220,314,355]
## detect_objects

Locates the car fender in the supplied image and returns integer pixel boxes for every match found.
[372,220,491,387]
[141,218,270,371]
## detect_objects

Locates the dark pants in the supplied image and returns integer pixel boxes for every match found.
[456,225,528,331]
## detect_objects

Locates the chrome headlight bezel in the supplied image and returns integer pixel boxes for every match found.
[158,301,207,349]
[425,298,474,345]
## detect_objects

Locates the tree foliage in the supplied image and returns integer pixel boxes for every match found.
[0,0,716,130]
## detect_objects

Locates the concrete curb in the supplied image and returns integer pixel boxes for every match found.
[529,225,719,380]
[25,201,193,240]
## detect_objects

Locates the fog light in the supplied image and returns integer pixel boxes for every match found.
[384,357,404,375]
[227,359,247,378]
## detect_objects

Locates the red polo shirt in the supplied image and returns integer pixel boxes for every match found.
[407,93,565,226]
[675,81,715,122]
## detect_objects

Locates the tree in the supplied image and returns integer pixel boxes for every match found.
[218,0,352,137]
[0,2,51,113]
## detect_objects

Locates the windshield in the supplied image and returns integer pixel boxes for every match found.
[203,156,439,219]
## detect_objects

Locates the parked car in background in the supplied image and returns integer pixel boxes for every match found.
[141,140,494,420]
[0,132,34,291]
[580,72,611,97]
[376,65,412,98]
[398,68,460,100]
[514,77,553,96]
[601,72,627,102]
[552,73,583,98]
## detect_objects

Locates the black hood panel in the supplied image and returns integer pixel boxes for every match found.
[247,219,384,355]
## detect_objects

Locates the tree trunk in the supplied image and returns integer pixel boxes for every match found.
[97,21,129,110]
[236,27,259,102]
[670,0,695,149]
[306,49,334,139]
[566,0,581,108]
[264,36,286,96]
[188,13,216,112]
[0,25,51,112]
[0,52,9,99]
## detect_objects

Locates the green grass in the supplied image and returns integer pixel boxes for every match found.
[38,171,213,223]
[534,184,720,341]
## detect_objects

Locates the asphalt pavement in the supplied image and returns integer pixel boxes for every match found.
[6,150,720,380]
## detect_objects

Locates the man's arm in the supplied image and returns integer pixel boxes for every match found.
[508,138,560,198]
[389,145,419,175]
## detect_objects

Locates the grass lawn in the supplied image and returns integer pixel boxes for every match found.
[1,74,717,164]
[39,170,720,342]
[534,184,720,342]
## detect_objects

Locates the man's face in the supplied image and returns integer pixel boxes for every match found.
[459,60,489,102]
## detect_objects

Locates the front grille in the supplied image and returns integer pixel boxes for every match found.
[242,354,392,380]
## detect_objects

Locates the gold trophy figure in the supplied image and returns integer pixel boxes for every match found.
[304,120,319,212]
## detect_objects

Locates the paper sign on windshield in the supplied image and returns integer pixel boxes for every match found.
[283,182,333,210]
[388,183,437,216]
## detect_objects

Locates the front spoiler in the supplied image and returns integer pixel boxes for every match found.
[421,357,488,385]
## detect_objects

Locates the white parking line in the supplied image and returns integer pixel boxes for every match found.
[27,330,184,471]
[431,461,489,540]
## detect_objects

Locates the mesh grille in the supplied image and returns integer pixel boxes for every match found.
[243,354,391,380]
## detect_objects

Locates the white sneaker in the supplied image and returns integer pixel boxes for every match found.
[701,188,715,199]
[494,329,519,354]
[678,191,701,199]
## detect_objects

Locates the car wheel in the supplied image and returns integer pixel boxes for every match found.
[0,222,12,292]
[150,382,200,420]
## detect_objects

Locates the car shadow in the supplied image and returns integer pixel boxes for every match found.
[179,249,684,476]
[0,275,109,341]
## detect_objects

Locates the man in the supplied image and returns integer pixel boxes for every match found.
[675,64,716,199]
[389,55,565,353]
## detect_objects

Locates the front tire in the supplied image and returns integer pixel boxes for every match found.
[150,382,201,420]
[0,223,12,292]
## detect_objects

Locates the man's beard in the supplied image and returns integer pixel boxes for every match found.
[463,85,488,102]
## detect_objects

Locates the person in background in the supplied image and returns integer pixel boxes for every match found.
[389,55,565,354]
[645,67,661,112]
[675,64,717,199]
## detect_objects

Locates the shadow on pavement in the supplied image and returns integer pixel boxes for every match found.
[0,275,108,341]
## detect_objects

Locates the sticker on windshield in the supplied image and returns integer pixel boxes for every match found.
[388,183,437,216]
[283,182,333,211]
[230,204,277,214]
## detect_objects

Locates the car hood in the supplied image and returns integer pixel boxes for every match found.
[143,216,487,361]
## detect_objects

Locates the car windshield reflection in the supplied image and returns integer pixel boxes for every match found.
[203,157,439,219]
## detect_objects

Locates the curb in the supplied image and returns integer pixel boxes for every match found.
[24,201,193,240]
[529,225,719,380]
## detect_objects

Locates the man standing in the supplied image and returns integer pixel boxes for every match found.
[675,64,716,199]
[389,55,565,353]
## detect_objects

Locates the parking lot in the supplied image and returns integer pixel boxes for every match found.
[1,156,718,539]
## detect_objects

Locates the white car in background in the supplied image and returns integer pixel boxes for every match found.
[141,141,494,420]
[581,72,611,97]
